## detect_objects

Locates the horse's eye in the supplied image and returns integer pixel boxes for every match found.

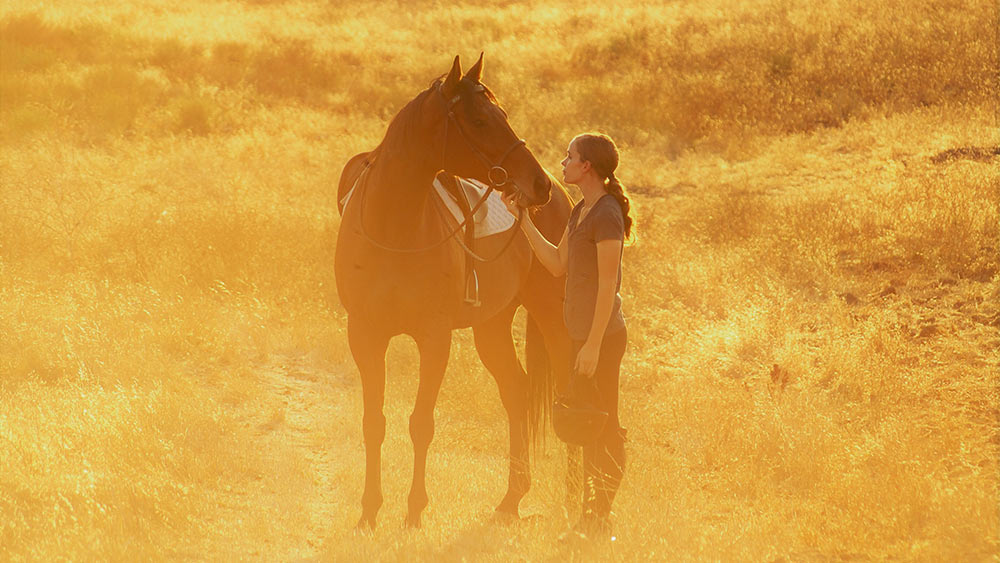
[472,118,486,127]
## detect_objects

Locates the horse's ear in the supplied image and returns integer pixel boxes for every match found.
[442,55,462,97]
[466,52,484,83]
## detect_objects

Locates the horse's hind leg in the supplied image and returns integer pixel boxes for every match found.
[406,329,451,528]
[473,303,530,517]
[348,316,391,531]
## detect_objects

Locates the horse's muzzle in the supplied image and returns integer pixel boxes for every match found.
[516,173,552,207]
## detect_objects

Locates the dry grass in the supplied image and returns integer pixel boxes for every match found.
[1,0,997,560]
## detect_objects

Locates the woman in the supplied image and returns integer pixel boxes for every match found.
[504,132,632,535]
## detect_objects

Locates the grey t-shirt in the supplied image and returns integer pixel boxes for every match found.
[564,194,626,341]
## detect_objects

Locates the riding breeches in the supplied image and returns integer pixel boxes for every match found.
[570,326,627,517]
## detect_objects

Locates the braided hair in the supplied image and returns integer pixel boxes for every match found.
[573,133,634,240]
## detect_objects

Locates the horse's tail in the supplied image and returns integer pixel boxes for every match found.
[524,174,572,446]
[525,312,553,445]
[337,152,373,215]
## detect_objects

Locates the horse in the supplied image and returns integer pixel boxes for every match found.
[334,54,574,529]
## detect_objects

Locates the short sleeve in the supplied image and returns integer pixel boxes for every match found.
[591,199,625,242]
[567,201,583,235]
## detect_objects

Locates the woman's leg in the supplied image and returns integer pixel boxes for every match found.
[579,327,628,518]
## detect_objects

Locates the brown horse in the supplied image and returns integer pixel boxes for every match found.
[335,54,573,529]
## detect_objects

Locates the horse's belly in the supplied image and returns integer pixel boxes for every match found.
[334,224,531,332]
[335,251,458,330]
[448,235,533,328]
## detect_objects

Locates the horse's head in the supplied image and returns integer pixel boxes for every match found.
[428,54,552,207]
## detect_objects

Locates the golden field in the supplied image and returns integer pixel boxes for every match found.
[1,0,998,560]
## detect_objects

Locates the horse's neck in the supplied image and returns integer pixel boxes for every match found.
[363,159,440,243]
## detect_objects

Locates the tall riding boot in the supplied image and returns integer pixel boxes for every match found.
[583,426,626,517]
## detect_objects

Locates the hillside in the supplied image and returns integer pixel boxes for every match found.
[1,0,997,560]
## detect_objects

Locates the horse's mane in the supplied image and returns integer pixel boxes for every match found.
[368,82,439,166]
[368,76,506,167]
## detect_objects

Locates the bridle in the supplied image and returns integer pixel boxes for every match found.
[440,82,526,193]
[354,83,530,261]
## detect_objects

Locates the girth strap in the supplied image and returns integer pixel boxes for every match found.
[438,173,481,306]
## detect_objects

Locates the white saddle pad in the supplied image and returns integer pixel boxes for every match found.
[340,174,516,239]
[432,177,516,238]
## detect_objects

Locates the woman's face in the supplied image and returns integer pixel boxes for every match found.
[560,140,589,186]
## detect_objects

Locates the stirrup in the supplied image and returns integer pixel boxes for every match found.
[464,269,481,307]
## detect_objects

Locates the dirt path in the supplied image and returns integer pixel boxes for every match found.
[257,357,343,559]
[188,355,355,561]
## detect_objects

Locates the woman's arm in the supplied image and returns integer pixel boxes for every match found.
[574,238,622,377]
[504,194,569,277]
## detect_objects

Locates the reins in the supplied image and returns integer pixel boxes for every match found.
[431,190,525,263]
[353,83,529,262]
[355,162,507,255]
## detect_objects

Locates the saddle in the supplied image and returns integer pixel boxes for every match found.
[338,167,515,238]
[339,165,516,307]
[431,173,515,238]
[432,172,516,306]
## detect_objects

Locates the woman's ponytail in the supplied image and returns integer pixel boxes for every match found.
[605,173,633,240]
[573,134,635,241]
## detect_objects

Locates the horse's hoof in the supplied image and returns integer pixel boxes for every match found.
[405,515,422,529]
[521,513,545,524]
[492,510,518,525]
[355,516,376,534]
[493,503,520,525]
[495,494,522,514]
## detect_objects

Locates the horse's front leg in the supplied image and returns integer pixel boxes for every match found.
[406,329,452,528]
[348,316,392,531]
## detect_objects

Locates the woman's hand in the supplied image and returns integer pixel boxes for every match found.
[502,191,521,215]
[575,340,601,378]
